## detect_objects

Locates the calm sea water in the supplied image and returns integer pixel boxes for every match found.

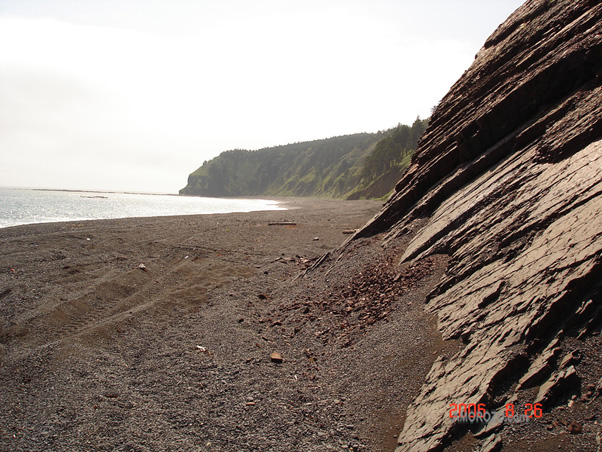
[0,187,285,228]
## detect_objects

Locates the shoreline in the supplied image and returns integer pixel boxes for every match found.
[0,190,298,230]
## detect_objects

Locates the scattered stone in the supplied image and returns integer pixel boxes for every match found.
[138,263,147,271]
[568,421,583,434]
[588,378,602,404]
[270,352,283,364]
[313,237,320,241]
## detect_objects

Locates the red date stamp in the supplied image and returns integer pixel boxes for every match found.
[449,403,543,424]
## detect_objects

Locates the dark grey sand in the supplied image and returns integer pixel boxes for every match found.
[0,198,458,452]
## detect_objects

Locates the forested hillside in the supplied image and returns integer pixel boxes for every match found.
[180,118,428,199]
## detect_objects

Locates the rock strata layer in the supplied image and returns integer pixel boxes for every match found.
[347,0,602,450]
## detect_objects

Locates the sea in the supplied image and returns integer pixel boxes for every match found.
[0,187,285,229]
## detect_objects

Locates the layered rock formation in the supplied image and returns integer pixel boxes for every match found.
[347,0,602,450]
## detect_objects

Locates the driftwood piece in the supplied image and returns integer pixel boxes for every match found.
[268,222,297,226]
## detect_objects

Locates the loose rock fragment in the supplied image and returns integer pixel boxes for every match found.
[270,352,283,363]
[568,421,583,434]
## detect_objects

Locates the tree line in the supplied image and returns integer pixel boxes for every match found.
[180,118,428,199]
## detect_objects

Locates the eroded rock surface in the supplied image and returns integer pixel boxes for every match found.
[344,0,602,450]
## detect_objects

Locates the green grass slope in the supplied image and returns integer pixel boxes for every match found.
[180,119,427,199]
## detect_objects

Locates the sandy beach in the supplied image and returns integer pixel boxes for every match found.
[0,198,457,452]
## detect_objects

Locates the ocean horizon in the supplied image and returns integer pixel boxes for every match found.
[0,187,285,229]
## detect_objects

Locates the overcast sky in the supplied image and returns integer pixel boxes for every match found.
[0,0,525,194]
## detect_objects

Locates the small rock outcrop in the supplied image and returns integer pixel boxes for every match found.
[346,0,602,450]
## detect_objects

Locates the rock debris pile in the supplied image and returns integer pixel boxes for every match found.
[286,250,436,347]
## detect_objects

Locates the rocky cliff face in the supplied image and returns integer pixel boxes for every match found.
[347,0,602,450]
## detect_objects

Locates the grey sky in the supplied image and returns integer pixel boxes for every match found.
[0,0,525,193]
